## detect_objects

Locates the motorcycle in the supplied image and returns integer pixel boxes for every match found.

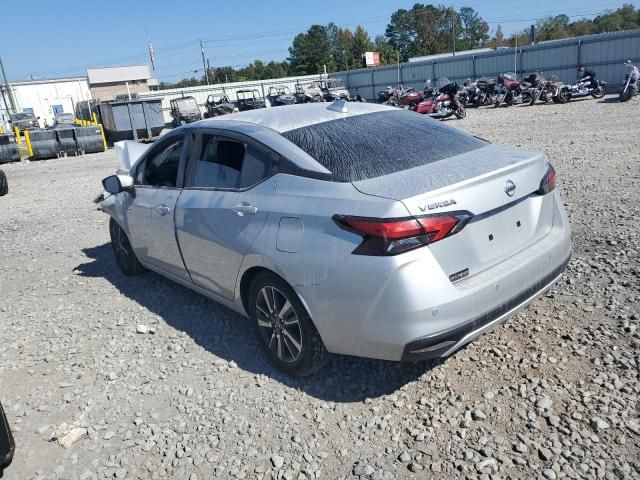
[557,67,606,103]
[469,77,498,107]
[526,72,564,105]
[619,60,639,102]
[415,77,465,120]
[494,73,532,107]
[378,85,425,109]
[378,85,405,104]
[398,87,424,109]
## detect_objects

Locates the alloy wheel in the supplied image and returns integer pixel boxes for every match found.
[114,224,129,257]
[256,286,303,363]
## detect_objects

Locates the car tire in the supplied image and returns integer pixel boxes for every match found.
[109,218,146,276]
[249,272,329,376]
[0,170,7,196]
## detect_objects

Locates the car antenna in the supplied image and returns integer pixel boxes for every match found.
[327,100,348,113]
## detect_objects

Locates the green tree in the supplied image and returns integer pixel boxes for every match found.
[373,35,397,66]
[350,26,374,69]
[458,6,490,50]
[487,24,506,48]
[288,25,334,75]
[385,8,415,61]
[535,15,571,41]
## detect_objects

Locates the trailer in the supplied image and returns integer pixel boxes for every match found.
[98,99,165,143]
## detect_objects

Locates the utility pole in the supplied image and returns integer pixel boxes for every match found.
[515,35,518,77]
[0,56,16,113]
[199,40,209,86]
[207,59,211,84]
[452,11,456,56]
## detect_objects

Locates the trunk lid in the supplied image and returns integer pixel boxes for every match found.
[352,143,555,279]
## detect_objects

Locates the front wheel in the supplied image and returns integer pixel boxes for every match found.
[529,90,541,106]
[557,89,571,104]
[249,272,329,376]
[591,85,606,98]
[454,105,466,119]
[619,87,634,102]
[109,218,146,276]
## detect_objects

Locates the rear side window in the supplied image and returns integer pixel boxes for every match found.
[281,110,487,182]
[192,136,271,189]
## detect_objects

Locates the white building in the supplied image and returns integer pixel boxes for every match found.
[1,77,91,129]
[0,65,158,131]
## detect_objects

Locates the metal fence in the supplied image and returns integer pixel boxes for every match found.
[138,29,640,115]
[333,29,640,100]
[138,74,325,122]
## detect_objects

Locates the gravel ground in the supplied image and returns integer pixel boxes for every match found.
[0,96,638,480]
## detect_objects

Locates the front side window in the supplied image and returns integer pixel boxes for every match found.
[135,136,184,187]
[192,136,271,189]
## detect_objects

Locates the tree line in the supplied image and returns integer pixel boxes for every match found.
[159,3,639,89]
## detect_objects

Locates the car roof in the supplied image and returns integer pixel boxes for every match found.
[194,101,394,133]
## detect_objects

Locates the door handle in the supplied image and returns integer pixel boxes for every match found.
[154,204,171,216]
[231,203,258,216]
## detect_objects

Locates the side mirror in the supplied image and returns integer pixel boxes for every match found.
[0,402,15,476]
[102,175,133,195]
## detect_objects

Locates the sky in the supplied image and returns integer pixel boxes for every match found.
[0,0,633,82]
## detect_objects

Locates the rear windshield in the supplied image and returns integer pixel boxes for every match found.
[281,110,487,182]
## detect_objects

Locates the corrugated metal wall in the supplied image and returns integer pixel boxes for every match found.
[139,29,640,116]
[336,29,640,100]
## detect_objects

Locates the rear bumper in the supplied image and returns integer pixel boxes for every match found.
[296,190,571,361]
[400,254,569,361]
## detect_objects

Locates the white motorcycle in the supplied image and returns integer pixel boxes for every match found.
[619,60,639,102]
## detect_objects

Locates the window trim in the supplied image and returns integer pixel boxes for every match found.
[183,128,279,192]
[132,131,192,190]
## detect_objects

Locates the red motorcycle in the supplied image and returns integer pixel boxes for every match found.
[415,78,465,120]
[396,87,424,109]
[494,73,532,107]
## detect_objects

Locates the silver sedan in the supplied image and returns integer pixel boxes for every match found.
[99,102,571,376]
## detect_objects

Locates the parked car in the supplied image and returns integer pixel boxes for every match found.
[0,401,15,476]
[10,112,39,131]
[98,102,571,376]
[170,97,202,127]
[53,112,75,127]
[236,89,266,111]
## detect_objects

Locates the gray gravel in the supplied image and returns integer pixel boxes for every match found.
[1,96,639,479]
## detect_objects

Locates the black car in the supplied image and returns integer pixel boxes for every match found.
[0,402,14,476]
[236,89,266,111]
[10,112,39,131]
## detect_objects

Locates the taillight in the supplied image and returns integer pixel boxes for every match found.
[333,211,473,256]
[537,164,556,195]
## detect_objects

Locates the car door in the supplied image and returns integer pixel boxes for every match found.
[175,131,278,300]
[126,132,192,281]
